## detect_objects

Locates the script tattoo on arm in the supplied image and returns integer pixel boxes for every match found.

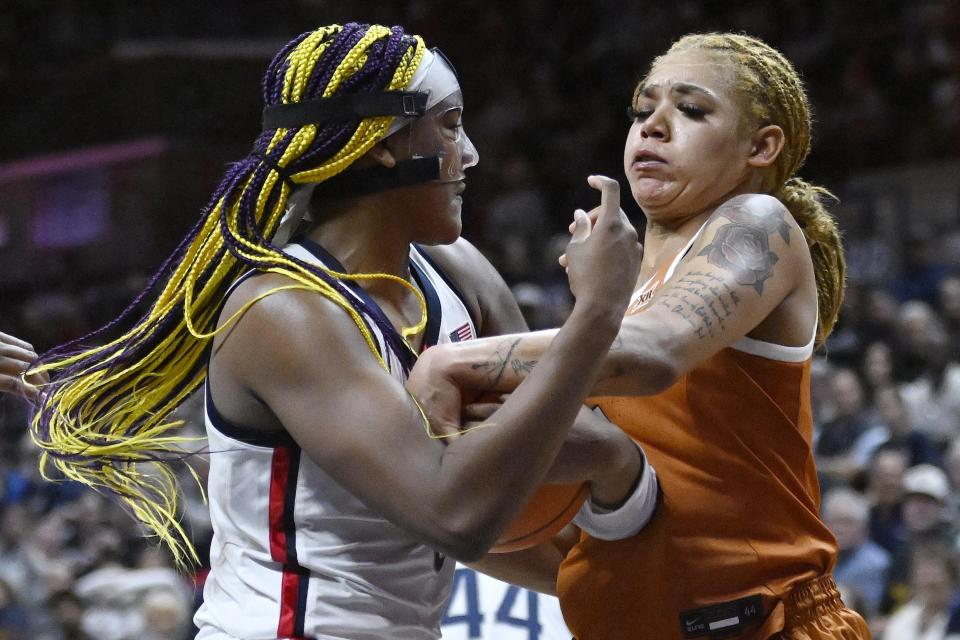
[696,203,788,295]
[658,202,789,339]
[469,338,537,391]
[656,271,741,339]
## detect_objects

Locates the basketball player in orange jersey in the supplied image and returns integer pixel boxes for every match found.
[408,33,870,639]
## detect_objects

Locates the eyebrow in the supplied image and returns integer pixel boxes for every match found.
[637,82,718,100]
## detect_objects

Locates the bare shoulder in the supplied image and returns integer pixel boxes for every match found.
[419,238,529,335]
[705,193,801,249]
[214,272,378,387]
[709,193,797,233]
[418,238,489,306]
[222,272,353,337]
[691,193,808,294]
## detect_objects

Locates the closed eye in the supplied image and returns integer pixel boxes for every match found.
[626,105,653,122]
[677,103,707,119]
[442,122,463,141]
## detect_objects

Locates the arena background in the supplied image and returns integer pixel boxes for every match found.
[0,1,958,638]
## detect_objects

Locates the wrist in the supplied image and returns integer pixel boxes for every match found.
[590,439,643,508]
[566,303,624,345]
[435,341,483,388]
[575,444,659,541]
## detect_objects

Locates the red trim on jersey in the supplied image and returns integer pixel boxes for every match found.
[269,447,291,563]
[269,446,304,638]
[278,571,300,637]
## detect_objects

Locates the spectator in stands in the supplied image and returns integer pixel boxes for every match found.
[861,341,896,401]
[890,229,950,306]
[866,447,909,555]
[815,367,884,488]
[894,300,946,383]
[883,534,958,640]
[884,464,954,614]
[899,316,960,447]
[869,386,942,468]
[942,437,960,526]
[858,288,901,349]
[0,576,30,639]
[937,275,960,360]
[823,487,892,615]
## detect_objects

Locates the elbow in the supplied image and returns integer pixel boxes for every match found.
[448,539,492,564]
[643,355,681,394]
[435,524,499,563]
[428,509,501,563]
[606,349,681,395]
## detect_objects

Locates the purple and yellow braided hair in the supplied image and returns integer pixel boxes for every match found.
[27,23,428,566]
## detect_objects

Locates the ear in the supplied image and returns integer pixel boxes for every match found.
[365,142,397,169]
[746,124,785,168]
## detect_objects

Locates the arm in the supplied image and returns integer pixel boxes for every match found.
[219,179,641,562]
[421,236,641,505]
[467,521,583,595]
[467,543,564,595]
[414,193,814,399]
[425,236,641,585]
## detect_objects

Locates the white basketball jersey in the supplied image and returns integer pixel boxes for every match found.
[194,240,477,640]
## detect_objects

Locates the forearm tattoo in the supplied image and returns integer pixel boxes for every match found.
[657,203,788,339]
[470,337,537,391]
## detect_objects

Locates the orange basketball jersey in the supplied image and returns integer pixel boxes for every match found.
[557,239,838,640]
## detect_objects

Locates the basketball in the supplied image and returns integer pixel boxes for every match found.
[490,483,589,554]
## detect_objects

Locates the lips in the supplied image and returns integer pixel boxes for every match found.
[631,150,666,167]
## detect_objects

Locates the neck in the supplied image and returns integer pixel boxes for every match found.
[641,213,710,274]
[304,193,415,299]
[640,179,765,272]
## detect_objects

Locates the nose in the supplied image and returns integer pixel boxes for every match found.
[461,130,479,169]
[640,106,669,141]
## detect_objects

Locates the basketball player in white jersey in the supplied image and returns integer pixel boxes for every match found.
[2,24,653,639]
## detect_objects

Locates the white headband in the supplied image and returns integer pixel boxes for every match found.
[384,48,461,137]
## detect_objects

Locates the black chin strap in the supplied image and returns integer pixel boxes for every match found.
[309,157,441,203]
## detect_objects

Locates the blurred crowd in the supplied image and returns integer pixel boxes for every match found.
[1,0,960,638]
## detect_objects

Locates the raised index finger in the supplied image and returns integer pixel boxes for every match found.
[586,175,620,223]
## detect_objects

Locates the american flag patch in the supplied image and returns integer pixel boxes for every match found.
[449,323,473,342]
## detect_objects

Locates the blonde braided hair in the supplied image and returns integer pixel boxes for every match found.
[646,33,845,345]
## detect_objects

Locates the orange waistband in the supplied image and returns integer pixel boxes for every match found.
[782,575,844,627]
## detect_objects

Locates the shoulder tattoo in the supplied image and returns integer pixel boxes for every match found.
[697,202,790,295]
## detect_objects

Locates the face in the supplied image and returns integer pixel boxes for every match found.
[830,369,863,417]
[874,387,908,435]
[387,89,478,244]
[903,494,945,533]
[823,503,866,551]
[863,342,893,386]
[623,50,757,221]
[403,89,479,183]
[869,451,906,504]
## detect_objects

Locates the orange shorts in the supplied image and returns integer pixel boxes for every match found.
[773,575,871,640]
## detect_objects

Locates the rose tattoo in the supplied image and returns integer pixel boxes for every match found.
[698,224,778,294]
